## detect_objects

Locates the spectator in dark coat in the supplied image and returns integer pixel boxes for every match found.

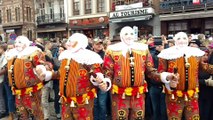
[199,47,213,120]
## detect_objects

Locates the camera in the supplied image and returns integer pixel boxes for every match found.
[153,37,163,46]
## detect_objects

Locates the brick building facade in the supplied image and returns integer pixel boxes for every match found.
[0,0,35,42]
[65,0,111,39]
[159,0,213,36]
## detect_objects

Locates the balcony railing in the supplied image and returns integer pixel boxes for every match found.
[37,13,65,25]
[85,9,92,14]
[160,0,213,14]
[73,10,79,15]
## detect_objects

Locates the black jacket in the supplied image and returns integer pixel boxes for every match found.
[97,50,105,60]
[199,52,213,99]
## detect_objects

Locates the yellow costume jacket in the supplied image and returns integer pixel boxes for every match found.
[103,42,161,96]
[158,46,213,98]
[55,49,103,105]
[6,47,46,96]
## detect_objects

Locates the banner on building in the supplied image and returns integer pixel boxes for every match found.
[115,2,143,11]
[193,0,200,4]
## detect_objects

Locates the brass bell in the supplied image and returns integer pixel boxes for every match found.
[130,62,134,67]
[8,65,14,73]
[184,95,188,102]
[112,90,115,94]
[146,88,149,92]
[136,92,140,98]
[17,95,21,99]
[8,70,12,73]
[59,97,63,103]
[194,92,198,99]
[171,94,175,100]
[65,65,70,70]
[94,93,97,98]
[162,87,165,93]
[122,93,126,99]
[70,101,75,107]
[29,92,32,96]
[85,98,89,104]
[12,91,15,95]
[185,63,190,68]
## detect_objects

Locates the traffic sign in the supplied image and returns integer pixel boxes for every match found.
[10,33,17,41]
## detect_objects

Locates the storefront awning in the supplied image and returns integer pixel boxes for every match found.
[3,25,22,29]
[70,23,108,30]
[159,10,213,21]
[109,15,153,23]
[36,27,66,33]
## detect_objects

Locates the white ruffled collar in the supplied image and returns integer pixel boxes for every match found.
[158,46,205,60]
[6,46,41,60]
[58,49,103,65]
[107,42,148,57]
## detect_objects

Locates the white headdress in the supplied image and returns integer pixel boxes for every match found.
[15,36,31,47]
[120,26,134,45]
[66,33,88,52]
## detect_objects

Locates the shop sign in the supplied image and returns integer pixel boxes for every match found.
[6,29,14,33]
[110,7,155,19]
[115,2,143,11]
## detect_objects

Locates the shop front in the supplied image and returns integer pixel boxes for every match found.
[160,11,213,36]
[159,0,213,36]
[69,16,109,39]
[36,23,68,40]
[109,6,158,41]
[3,24,35,41]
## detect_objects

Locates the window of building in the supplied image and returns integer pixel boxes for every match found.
[85,0,91,14]
[7,9,12,22]
[39,3,45,23]
[168,22,187,34]
[0,10,2,24]
[27,30,32,41]
[26,7,31,22]
[73,0,79,15]
[205,19,213,36]
[15,7,20,21]
[113,0,124,5]
[95,29,105,39]
[205,19,213,29]
[112,0,140,5]
[48,2,54,20]
[40,3,45,16]
[97,0,105,13]
[59,0,64,19]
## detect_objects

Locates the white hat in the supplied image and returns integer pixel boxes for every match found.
[66,33,88,52]
[15,36,31,47]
